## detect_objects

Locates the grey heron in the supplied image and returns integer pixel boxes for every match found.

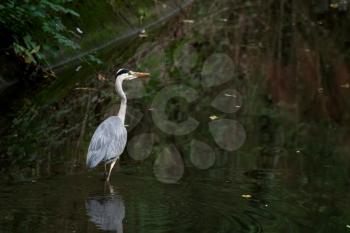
[86,68,150,181]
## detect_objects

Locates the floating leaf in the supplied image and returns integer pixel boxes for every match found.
[209,115,219,120]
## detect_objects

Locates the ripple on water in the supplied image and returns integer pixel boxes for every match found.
[0,171,308,233]
[121,173,281,233]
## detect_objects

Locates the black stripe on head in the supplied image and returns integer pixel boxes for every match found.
[116,68,130,77]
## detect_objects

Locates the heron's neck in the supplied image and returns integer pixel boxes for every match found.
[116,78,127,124]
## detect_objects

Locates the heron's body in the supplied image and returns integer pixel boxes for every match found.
[86,116,127,168]
[86,68,149,181]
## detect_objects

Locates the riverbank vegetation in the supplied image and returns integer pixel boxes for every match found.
[0,0,79,65]
[1,0,350,182]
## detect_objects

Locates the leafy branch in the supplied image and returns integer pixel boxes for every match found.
[0,0,80,65]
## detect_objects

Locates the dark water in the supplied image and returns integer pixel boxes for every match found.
[0,165,349,233]
[2,0,350,232]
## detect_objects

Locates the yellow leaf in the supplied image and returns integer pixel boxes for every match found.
[330,3,338,8]
[30,45,40,54]
[341,83,350,88]
[241,194,252,199]
[182,19,195,24]
[209,115,219,120]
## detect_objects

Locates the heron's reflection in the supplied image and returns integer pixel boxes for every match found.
[86,184,125,233]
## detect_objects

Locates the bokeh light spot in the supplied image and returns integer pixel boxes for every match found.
[201,53,234,87]
[135,42,166,80]
[190,139,216,169]
[151,85,199,135]
[127,133,155,161]
[173,42,198,73]
[153,145,184,184]
[124,79,146,99]
[125,107,143,131]
[209,119,246,151]
[211,89,242,113]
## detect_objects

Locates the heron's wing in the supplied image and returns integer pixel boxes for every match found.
[86,116,127,168]
[105,117,127,162]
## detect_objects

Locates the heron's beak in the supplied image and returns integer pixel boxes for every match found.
[132,71,150,78]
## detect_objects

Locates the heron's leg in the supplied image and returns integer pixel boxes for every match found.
[104,163,108,177]
[106,160,117,182]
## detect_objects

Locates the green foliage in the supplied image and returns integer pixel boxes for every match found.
[13,35,43,64]
[0,0,80,64]
[1,102,81,167]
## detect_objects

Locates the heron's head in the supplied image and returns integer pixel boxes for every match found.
[116,68,150,81]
